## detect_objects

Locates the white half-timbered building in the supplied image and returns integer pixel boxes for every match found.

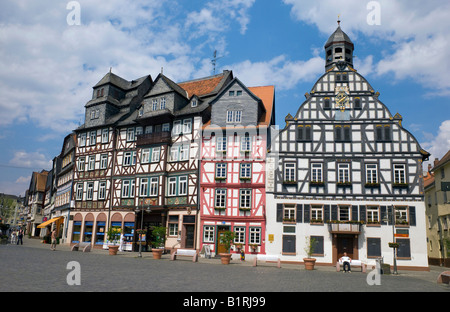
[266,22,430,270]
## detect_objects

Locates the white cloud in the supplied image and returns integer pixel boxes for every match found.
[283,0,450,95]
[9,151,52,170]
[422,120,450,167]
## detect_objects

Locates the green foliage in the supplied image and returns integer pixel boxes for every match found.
[219,230,235,252]
[151,226,166,248]
[304,236,318,258]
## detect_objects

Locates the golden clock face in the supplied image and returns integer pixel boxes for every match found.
[335,86,349,112]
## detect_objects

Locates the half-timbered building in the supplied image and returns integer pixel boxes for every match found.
[69,72,153,249]
[266,22,430,270]
[200,78,275,257]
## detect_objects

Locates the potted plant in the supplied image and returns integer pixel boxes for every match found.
[150,226,166,259]
[249,243,258,253]
[218,230,235,264]
[303,236,317,270]
[107,227,121,255]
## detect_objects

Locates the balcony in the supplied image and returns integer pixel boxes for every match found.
[136,131,171,146]
[327,222,362,234]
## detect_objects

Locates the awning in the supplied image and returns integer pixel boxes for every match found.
[37,216,63,228]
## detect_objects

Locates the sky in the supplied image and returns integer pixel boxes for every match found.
[0,0,449,196]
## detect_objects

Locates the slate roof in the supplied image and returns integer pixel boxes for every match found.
[324,25,354,48]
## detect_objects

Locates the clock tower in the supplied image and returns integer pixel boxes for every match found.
[324,19,354,71]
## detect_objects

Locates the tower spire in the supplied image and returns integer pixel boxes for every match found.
[337,15,341,27]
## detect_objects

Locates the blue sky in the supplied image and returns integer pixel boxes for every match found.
[1,0,449,196]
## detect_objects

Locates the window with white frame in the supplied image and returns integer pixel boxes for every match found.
[283,204,296,221]
[86,182,94,200]
[215,163,227,179]
[183,119,192,134]
[101,129,109,143]
[338,163,350,183]
[100,154,108,169]
[284,163,296,182]
[366,164,378,184]
[169,216,178,236]
[122,180,135,198]
[123,151,135,166]
[179,176,187,196]
[203,226,215,243]
[226,111,242,123]
[98,182,106,200]
[141,148,150,164]
[215,189,226,208]
[180,145,189,161]
[151,147,160,162]
[249,227,261,245]
[135,126,143,136]
[149,177,158,196]
[240,163,251,179]
[395,206,408,225]
[152,99,158,111]
[311,204,323,222]
[234,227,245,244]
[89,131,96,145]
[127,128,135,142]
[77,157,85,172]
[311,163,323,182]
[173,120,182,135]
[241,136,251,152]
[88,156,95,171]
[140,178,148,197]
[79,133,86,147]
[162,123,170,132]
[169,146,178,161]
[393,164,406,184]
[239,189,251,209]
[160,97,166,109]
[216,136,227,152]
[366,206,379,223]
[76,183,83,200]
[168,177,177,196]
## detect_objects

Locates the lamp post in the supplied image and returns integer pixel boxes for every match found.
[136,199,151,258]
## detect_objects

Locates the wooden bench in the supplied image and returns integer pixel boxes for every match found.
[171,249,198,262]
[71,242,92,252]
[336,260,366,272]
[252,254,281,268]
[437,271,450,284]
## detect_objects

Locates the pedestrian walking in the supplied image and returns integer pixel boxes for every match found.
[17,228,23,245]
[50,228,57,251]
[10,229,17,244]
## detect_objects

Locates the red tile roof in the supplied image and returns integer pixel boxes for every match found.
[178,75,225,98]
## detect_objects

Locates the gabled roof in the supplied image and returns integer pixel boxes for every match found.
[178,70,233,99]
[248,85,275,127]
[432,150,450,171]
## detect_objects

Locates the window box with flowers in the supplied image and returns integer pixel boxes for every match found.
[392,183,409,189]
[249,244,259,252]
[282,180,297,185]
[283,217,296,224]
[310,181,325,187]
[310,218,323,225]
[388,242,399,249]
[364,183,380,188]
[336,182,352,187]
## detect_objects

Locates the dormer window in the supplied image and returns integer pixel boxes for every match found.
[191,100,197,107]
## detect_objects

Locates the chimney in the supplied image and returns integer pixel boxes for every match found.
[434,158,439,167]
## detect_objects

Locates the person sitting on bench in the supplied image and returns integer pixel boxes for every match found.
[340,252,352,273]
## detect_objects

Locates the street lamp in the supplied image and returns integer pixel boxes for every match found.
[136,199,151,258]
[383,205,398,275]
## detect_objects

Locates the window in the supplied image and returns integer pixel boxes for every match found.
[311,163,323,183]
[324,98,331,110]
[311,205,323,223]
[338,163,350,183]
[179,176,187,196]
[98,182,106,200]
[215,189,226,208]
[89,131,96,145]
[168,177,177,196]
[86,182,94,200]
[226,111,242,123]
[191,100,197,107]
[284,163,296,182]
[152,99,158,111]
[77,157,85,172]
[169,216,179,236]
[239,189,251,209]
[135,127,143,136]
[180,145,189,161]
[234,227,245,244]
[160,97,166,110]
[122,180,135,198]
[140,178,148,197]
[375,125,392,141]
[127,128,135,142]
[335,125,351,141]
[173,120,182,135]
[339,205,351,221]
[395,206,408,225]
[216,136,227,152]
[240,163,252,180]
[101,129,109,143]
[151,147,160,162]
[79,133,86,147]
[76,183,83,200]
[183,119,192,134]
[366,164,378,184]
[249,227,261,245]
[203,226,215,243]
[88,156,95,171]
[169,145,189,162]
[100,154,108,169]
[297,125,312,141]
[283,204,296,222]
[123,152,135,166]
[162,123,170,132]
[367,206,380,224]
[215,163,227,179]
[229,91,235,96]
[227,111,234,123]
[393,164,406,184]
[367,238,382,258]
[149,177,158,196]
[141,148,150,164]
[354,98,361,109]
[240,136,251,152]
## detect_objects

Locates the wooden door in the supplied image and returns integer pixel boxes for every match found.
[217,226,229,254]
[184,224,195,249]
[337,235,354,260]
